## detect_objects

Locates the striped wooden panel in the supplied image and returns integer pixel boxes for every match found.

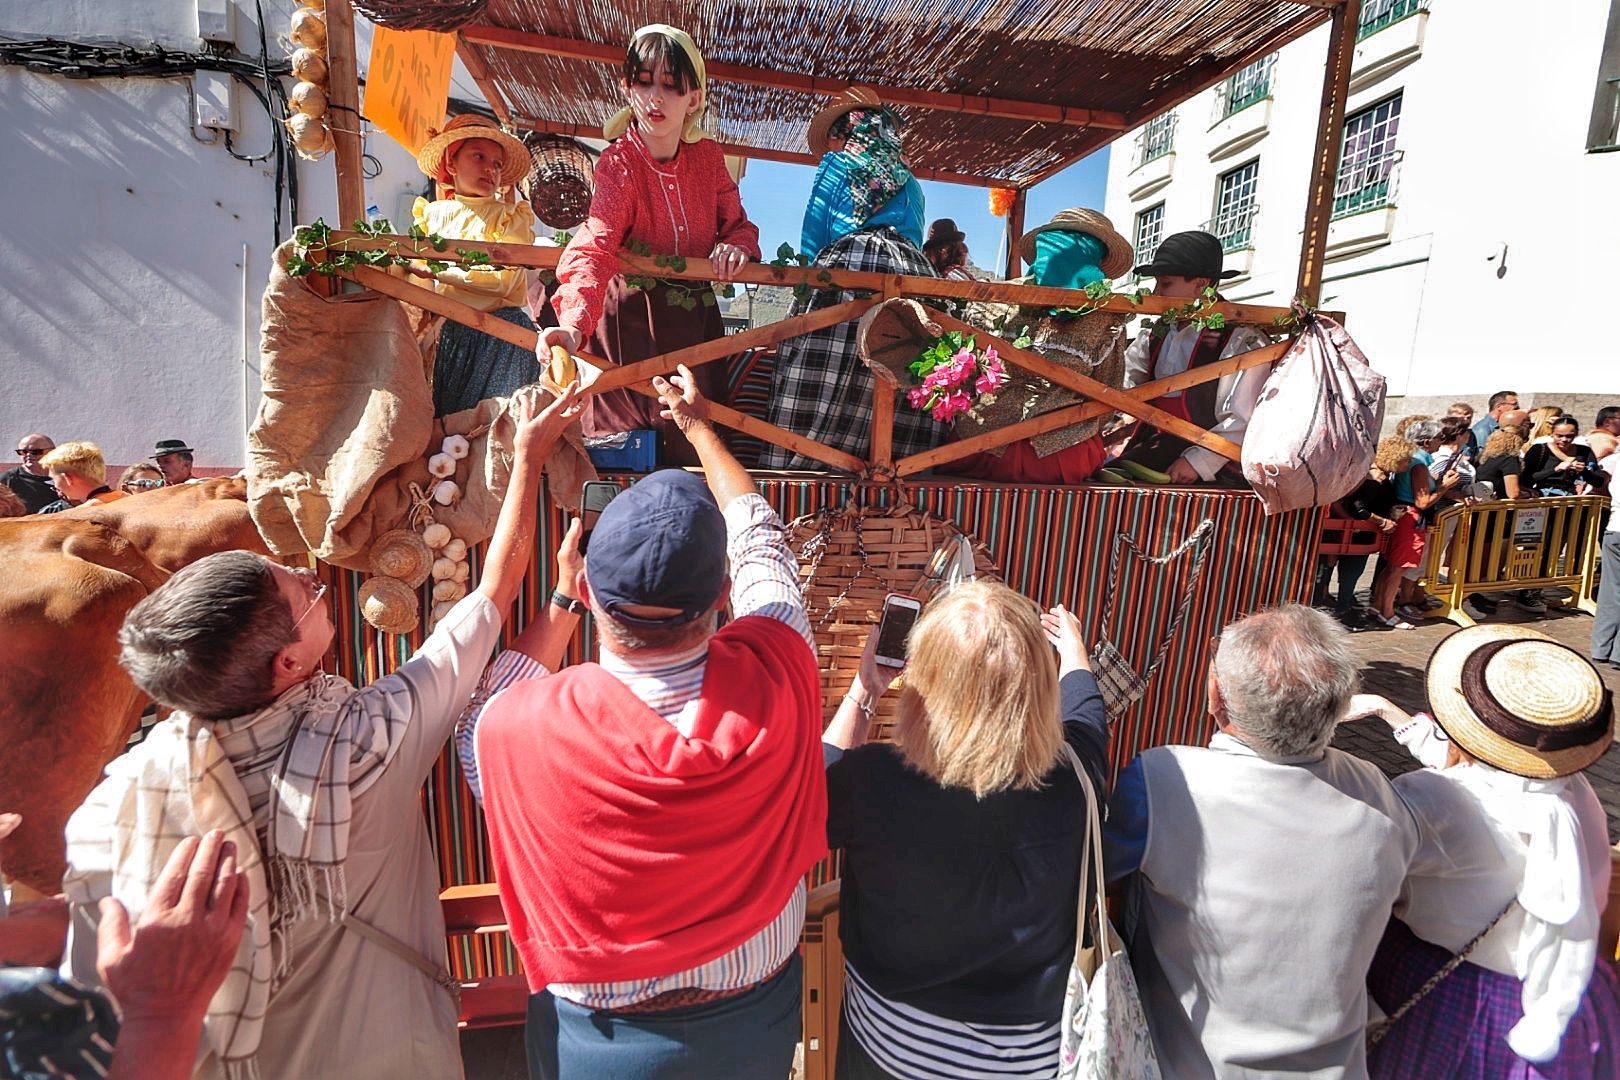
[320,479,1320,981]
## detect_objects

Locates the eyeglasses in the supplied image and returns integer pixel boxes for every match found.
[124,478,165,490]
[15,448,47,457]
[288,568,329,631]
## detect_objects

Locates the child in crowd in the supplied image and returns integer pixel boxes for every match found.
[1318,436,1408,626]
[38,441,124,513]
[539,24,759,466]
[414,114,552,416]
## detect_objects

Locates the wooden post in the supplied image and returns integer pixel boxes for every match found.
[324,0,367,229]
[1003,189,1027,280]
[1295,0,1361,308]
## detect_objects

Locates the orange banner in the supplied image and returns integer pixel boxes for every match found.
[364,26,455,155]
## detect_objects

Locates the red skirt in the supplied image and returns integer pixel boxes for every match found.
[948,435,1107,485]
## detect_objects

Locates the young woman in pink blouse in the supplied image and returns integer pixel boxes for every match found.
[537,25,759,466]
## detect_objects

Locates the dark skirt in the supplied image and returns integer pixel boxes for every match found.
[433,306,544,417]
[582,276,729,469]
[760,227,945,470]
[1367,918,1620,1079]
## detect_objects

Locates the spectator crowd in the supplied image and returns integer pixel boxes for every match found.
[1,436,201,515]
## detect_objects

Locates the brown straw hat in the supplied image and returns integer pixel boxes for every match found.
[808,86,889,156]
[369,529,434,588]
[417,114,529,189]
[358,575,422,635]
[1425,625,1613,779]
[1018,208,1135,280]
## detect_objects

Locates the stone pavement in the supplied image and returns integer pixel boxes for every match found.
[1329,590,1620,842]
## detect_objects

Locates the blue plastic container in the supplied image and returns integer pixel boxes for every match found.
[585,429,657,473]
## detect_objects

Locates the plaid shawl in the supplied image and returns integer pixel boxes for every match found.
[63,673,402,1079]
[760,226,944,469]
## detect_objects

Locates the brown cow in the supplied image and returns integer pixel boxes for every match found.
[0,478,270,892]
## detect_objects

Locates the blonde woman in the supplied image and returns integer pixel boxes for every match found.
[1525,405,1567,444]
[822,581,1108,1080]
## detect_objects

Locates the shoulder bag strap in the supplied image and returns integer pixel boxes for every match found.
[1063,743,1110,962]
[1366,898,1516,1048]
[339,911,462,1004]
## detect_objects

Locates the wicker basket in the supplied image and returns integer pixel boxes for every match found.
[789,502,1000,744]
[525,134,595,230]
[350,0,488,32]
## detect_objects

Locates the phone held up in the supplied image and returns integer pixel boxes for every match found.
[579,481,622,555]
[873,594,923,669]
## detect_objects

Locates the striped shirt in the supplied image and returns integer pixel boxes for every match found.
[843,962,1062,1079]
[453,493,814,1009]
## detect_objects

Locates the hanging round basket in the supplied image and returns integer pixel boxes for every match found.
[789,502,1000,743]
[350,0,487,32]
[524,133,595,230]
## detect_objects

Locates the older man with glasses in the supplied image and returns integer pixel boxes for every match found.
[59,385,584,1080]
[2,434,58,513]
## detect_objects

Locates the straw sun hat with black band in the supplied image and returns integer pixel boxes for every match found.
[1425,625,1613,779]
[417,114,529,189]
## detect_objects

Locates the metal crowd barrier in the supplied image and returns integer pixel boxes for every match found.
[1420,495,1607,627]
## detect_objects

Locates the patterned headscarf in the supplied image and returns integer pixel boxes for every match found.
[836,109,912,225]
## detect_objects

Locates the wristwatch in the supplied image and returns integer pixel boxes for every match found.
[550,590,586,615]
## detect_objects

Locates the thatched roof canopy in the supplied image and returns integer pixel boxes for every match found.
[459,0,1335,188]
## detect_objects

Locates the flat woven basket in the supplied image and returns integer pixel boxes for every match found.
[789,502,1000,744]
[350,0,488,31]
[525,134,595,230]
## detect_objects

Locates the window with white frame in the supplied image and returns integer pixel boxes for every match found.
[1334,94,1402,217]
[1218,55,1276,119]
[1134,204,1165,267]
[1136,113,1177,167]
[1590,1,1620,151]
[1213,160,1259,252]
[1357,0,1427,41]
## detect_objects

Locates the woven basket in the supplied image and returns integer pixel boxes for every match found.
[350,0,487,31]
[789,502,1000,744]
[525,134,595,230]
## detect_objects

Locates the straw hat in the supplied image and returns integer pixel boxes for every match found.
[1425,625,1613,779]
[358,575,421,635]
[369,529,434,588]
[1018,209,1135,280]
[808,86,889,156]
[416,114,529,189]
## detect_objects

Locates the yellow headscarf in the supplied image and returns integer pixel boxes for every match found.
[602,24,710,144]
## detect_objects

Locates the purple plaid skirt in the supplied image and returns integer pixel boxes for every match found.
[1368,919,1620,1079]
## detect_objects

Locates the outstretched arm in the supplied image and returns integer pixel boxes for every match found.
[653,363,756,510]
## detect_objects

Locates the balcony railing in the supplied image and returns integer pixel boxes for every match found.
[1135,113,1178,168]
[1332,150,1403,218]
[1214,55,1277,121]
[1202,205,1259,253]
[1357,0,1427,41]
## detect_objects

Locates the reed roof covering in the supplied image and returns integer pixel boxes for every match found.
[464,0,1335,187]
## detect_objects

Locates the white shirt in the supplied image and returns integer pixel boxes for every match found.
[1603,456,1620,532]
[1123,321,1273,481]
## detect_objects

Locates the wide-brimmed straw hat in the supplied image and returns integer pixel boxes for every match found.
[416,114,529,188]
[808,86,891,156]
[1425,624,1613,779]
[1018,209,1135,280]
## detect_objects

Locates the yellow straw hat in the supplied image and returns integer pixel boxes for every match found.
[1425,624,1613,779]
[602,24,709,144]
[1018,208,1135,280]
[808,86,887,156]
[416,113,530,189]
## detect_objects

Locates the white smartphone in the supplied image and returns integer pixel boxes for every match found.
[873,594,924,668]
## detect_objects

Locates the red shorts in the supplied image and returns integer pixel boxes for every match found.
[1387,507,1426,569]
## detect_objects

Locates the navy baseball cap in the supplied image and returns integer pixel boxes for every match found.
[584,470,727,626]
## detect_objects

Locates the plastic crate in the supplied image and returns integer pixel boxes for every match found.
[585,429,656,473]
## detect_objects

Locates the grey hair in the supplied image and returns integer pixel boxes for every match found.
[118,551,295,720]
[1213,605,1357,758]
[1407,419,1444,443]
[587,596,717,654]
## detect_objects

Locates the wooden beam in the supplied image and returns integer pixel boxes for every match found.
[323,0,367,227]
[1003,189,1027,279]
[456,40,514,127]
[508,113,1009,187]
[896,340,1291,475]
[465,26,1128,130]
[928,311,1244,462]
[1297,0,1361,307]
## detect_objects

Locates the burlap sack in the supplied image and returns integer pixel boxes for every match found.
[248,242,593,569]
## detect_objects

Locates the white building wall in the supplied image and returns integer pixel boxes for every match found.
[0,0,453,470]
[1103,1,1620,408]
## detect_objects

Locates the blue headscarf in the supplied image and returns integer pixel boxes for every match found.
[800,109,924,257]
[1030,231,1107,291]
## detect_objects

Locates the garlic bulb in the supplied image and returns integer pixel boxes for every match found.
[441,434,471,460]
[427,453,456,479]
[284,113,333,158]
[442,538,468,562]
[290,7,326,49]
[290,48,328,86]
[431,557,458,580]
[421,522,452,549]
[433,579,468,602]
[451,560,470,583]
[430,600,455,624]
[289,81,327,118]
[432,479,459,505]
